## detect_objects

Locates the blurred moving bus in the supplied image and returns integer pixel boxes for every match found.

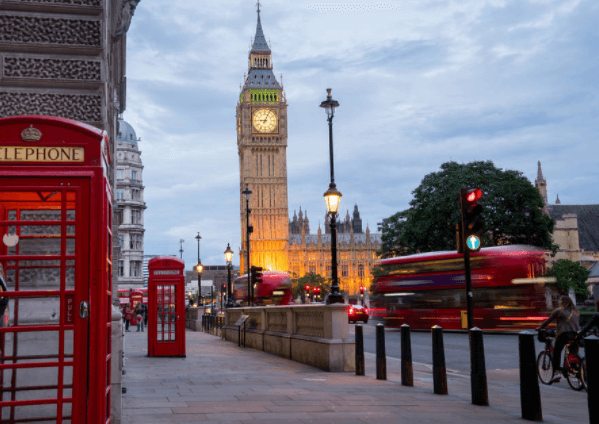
[233,271,294,306]
[371,245,556,330]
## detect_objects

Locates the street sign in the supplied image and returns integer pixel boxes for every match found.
[466,235,481,251]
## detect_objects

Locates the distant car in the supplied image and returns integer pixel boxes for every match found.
[348,305,369,324]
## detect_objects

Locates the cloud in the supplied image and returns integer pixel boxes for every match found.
[124,0,599,270]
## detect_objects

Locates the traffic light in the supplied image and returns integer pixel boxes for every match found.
[254,267,263,285]
[460,187,484,252]
[359,286,365,297]
[313,286,321,300]
[250,266,264,285]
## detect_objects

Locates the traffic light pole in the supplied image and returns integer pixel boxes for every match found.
[459,187,483,330]
[463,247,474,329]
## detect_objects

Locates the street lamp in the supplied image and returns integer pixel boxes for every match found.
[225,243,234,308]
[195,232,203,307]
[320,88,344,304]
[242,186,253,306]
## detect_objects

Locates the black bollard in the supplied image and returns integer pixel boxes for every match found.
[401,324,413,386]
[432,325,448,395]
[469,327,489,406]
[376,323,387,380]
[355,324,365,376]
[202,314,205,332]
[518,330,542,421]
[585,335,599,424]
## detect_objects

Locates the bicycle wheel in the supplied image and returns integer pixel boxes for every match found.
[566,357,585,391]
[537,351,553,384]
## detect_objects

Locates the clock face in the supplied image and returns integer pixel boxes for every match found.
[252,108,278,133]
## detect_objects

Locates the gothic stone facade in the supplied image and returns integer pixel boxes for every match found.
[237,6,382,296]
[535,161,599,269]
[237,5,289,274]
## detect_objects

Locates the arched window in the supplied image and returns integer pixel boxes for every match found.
[358,264,364,277]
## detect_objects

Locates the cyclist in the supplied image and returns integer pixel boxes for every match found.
[537,295,580,383]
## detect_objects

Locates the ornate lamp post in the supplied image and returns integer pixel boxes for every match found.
[225,243,234,308]
[320,88,344,304]
[195,232,203,306]
[242,186,253,306]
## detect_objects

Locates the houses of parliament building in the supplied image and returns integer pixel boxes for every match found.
[236,3,381,296]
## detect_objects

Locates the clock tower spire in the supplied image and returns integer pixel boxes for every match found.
[237,3,289,274]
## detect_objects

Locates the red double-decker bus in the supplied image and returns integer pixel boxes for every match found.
[233,271,294,306]
[117,288,148,307]
[371,245,556,330]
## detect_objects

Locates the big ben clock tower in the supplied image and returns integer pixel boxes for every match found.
[237,2,289,273]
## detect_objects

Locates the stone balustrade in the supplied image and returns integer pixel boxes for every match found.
[223,304,355,372]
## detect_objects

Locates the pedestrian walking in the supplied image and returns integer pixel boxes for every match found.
[538,295,580,383]
[123,303,134,332]
[135,304,144,332]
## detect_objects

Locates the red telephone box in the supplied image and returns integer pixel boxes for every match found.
[147,257,186,357]
[0,116,113,423]
[130,289,144,308]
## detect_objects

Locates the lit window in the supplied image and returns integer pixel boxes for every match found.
[358,264,364,277]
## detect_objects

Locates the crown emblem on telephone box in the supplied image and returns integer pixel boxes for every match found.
[21,125,42,142]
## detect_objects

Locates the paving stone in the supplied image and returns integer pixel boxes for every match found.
[121,328,589,423]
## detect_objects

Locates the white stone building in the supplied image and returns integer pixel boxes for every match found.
[116,118,146,289]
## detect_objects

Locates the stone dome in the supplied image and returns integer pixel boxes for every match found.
[117,118,138,146]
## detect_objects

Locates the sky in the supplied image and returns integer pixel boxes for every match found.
[123,0,598,270]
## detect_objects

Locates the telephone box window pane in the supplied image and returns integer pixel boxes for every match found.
[62,403,73,420]
[9,297,61,327]
[5,261,74,291]
[64,330,74,356]
[4,404,58,422]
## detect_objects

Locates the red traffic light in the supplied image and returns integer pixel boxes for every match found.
[305,285,311,291]
[359,286,364,292]
[314,287,321,293]
[465,188,483,203]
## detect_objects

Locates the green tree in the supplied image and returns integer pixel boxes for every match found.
[547,259,590,298]
[290,272,331,301]
[378,161,557,257]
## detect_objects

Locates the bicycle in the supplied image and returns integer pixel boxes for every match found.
[536,329,586,391]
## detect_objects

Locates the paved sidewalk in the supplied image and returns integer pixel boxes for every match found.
[122,329,589,423]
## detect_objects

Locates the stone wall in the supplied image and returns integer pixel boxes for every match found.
[223,304,355,372]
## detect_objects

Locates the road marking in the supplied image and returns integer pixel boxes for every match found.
[363,352,469,379]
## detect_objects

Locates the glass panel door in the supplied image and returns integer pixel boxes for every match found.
[0,180,89,423]
[157,285,177,344]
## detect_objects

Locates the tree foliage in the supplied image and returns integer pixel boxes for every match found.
[547,259,590,298]
[290,272,331,301]
[379,161,557,257]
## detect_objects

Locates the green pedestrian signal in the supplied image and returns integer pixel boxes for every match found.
[466,235,480,251]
